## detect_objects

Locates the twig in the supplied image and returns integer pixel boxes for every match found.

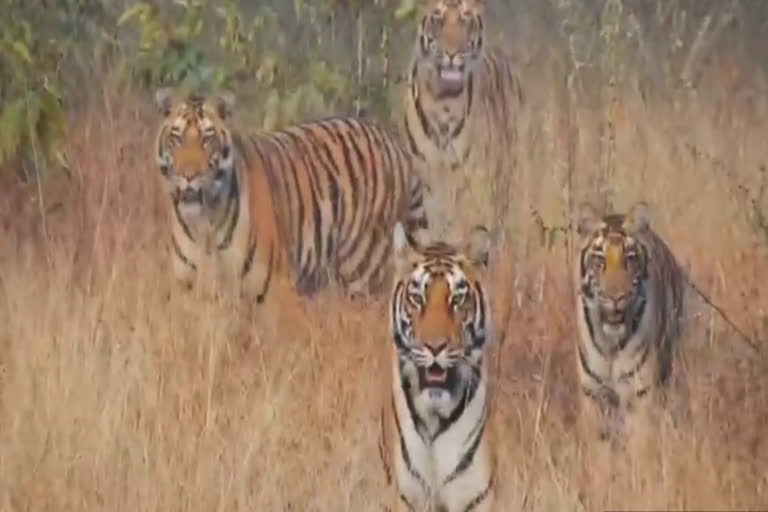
[686,276,761,357]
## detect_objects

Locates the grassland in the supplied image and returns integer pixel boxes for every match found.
[1,2,768,511]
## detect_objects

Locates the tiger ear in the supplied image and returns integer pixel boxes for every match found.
[463,225,491,268]
[624,201,651,232]
[393,222,420,275]
[576,202,602,237]
[155,87,174,117]
[211,90,236,120]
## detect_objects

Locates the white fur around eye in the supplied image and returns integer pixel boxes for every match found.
[451,290,467,307]
[407,286,424,307]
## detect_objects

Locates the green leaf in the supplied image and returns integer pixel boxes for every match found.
[11,40,31,64]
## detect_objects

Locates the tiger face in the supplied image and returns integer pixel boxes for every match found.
[577,203,650,344]
[391,222,491,418]
[417,0,485,97]
[154,89,236,221]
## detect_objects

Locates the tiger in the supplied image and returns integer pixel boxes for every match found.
[153,89,429,302]
[403,0,523,238]
[380,221,495,512]
[574,201,686,441]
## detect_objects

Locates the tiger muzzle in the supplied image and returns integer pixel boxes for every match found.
[180,186,203,204]
[599,294,629,325]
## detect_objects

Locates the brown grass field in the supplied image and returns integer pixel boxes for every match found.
[2,16,768,511]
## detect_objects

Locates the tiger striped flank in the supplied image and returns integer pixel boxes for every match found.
[154,89,429,301]
[574,201,686,441]
[381,222,495,512]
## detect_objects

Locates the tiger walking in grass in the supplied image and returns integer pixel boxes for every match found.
[574,201,686,441]
[380,222,495,512]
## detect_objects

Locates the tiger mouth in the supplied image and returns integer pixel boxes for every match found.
[600,310,625,325]
[438,66,465,84]
[418,364,456,390]
[179,187,203,204]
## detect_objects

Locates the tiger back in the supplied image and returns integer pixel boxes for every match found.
[381,222,495,512]
[574,202,685,440]
[404,0,523,238]
[154,89,429,302]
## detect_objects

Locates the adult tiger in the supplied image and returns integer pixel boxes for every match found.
[575,202,685,440]
[403,0,523,237]
[380,222,494,512]
[153,89,429,301]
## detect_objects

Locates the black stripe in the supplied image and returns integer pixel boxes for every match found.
[257,135,292,259]
[465,71,474,121]
[288,128,326,293]
[173,200,195,242]
[463,478,492,512]
[412,80,436,143]
[405,121,426,160]
[317,121,358,253]
[444,411,487,484]
[171,236,196,271]
[335,120,369,263]
[392,283,409,351]
[402,377,428,441]
[255,245,274,304]
[271,135,308,286]
[378,407,392,485]
[399,493,416,512]
[216,172,240,250]
[578,345,603,386]
[618,338,651,382]
[392,396,427,491]
[302,127,341,263]
[464,401,487,445]
[434,374,479,441]
[620,295,647,348]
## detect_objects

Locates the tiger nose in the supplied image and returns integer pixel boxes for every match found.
[425,342,448,356]
[607,293,628,311]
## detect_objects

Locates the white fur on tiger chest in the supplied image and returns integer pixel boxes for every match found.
[392,358,491,511]
[576,292,659,407]
[169,179,253,292]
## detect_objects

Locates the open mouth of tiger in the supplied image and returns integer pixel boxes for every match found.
[436,65,467,95]
[417,364,457,391]
[176,187,204,216]
[439,66,465,83]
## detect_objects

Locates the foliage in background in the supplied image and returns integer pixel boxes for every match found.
[116,0,419,130]
[0,0,122,182]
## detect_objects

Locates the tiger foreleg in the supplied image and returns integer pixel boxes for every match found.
[579,386,619,442]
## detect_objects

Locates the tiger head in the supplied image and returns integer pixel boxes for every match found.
[391,222,491,413]
[577,202,651,342]
[416,0,485,97]
[154,89,237,220]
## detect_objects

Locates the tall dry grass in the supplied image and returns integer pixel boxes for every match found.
[2,7,768,511]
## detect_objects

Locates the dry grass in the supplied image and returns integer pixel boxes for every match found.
[2,23,768,512]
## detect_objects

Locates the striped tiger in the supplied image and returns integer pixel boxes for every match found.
[153,89,429,301]
[380,221,494,512]
[575,202,685,440]
[403,0,523,237]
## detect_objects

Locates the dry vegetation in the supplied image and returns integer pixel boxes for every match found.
[2,2,768,511]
